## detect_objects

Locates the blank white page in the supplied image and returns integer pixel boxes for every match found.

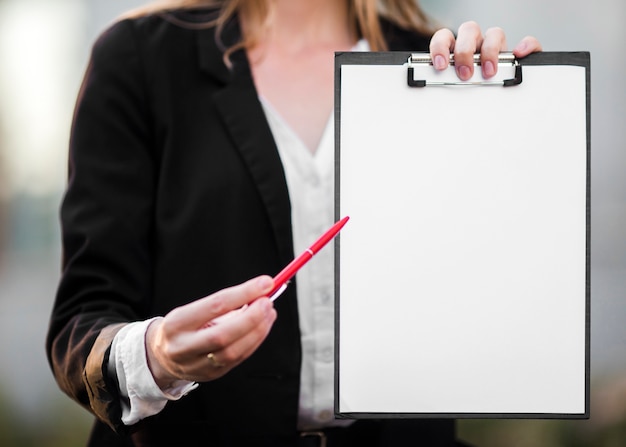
[336,57,588,417]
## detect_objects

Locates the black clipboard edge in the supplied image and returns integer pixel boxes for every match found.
[336,411,590,420]
[334,51,591,420]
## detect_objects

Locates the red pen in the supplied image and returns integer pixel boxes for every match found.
[268,216,350,301]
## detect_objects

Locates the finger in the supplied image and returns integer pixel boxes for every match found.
[189,297,277,356]
[179,299,277,381]
[182,325,266,381]
[154,297,276,382]
[168,349,233,382]
[513,35,542,58]
[480,27,507,78]
[167,275,275,331]
[206,352,226,369]
[205,302,276,367]
[429,28,455,70]
[453,21,483,80]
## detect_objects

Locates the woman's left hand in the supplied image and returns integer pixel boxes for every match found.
[429,21,542,80]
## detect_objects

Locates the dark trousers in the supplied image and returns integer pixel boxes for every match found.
[92,418,473,447]
[226,420,472,447]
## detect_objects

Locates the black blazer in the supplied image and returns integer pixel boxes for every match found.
[46,7,454,447]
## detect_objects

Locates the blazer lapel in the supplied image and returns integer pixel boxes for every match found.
[196,20,295,267]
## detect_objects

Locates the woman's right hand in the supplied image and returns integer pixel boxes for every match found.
[429,21,542,81]
[145,276,277,388]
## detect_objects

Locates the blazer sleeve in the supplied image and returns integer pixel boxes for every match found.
[46,19,157,433]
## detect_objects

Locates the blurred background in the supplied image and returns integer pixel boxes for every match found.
[0,0,623,446]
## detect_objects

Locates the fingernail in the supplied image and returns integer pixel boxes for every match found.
[257,276,273,290]
[514,41,527,54]
[457,65,471,80]
[483,61,495,78]
[434,55,447,70]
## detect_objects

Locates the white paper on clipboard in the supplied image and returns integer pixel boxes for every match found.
[335,52,590,418]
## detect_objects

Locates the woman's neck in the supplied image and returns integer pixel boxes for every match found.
[244,0,355,55]
[244,0,357,153]
[265,0,354,50]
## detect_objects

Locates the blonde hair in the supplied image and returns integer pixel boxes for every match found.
[124,0,435,56]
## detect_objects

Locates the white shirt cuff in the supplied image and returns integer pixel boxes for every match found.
[108,317,199,425]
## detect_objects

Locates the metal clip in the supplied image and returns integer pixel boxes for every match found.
[407,52,522,87]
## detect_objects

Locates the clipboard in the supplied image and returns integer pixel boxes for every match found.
[334,52,590,419]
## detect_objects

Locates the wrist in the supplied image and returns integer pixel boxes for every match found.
[145,318,178,390]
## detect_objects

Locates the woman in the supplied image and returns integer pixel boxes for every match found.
[46,0,541,446]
